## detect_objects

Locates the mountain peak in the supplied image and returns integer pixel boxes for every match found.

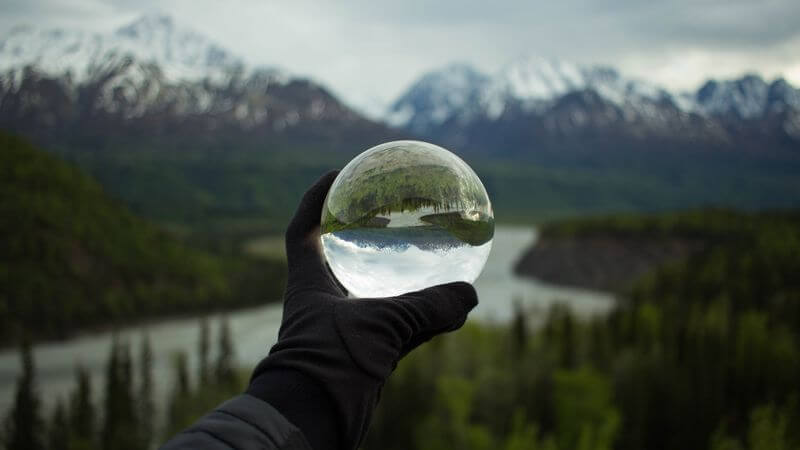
[695,73,774,119]
[115,13,176,38]
[0,13,246,83]
[386,62,489,131]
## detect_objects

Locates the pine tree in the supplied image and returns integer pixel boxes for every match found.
[511,297,528,358]
[215,318,236,386]
[101,339,119,450]
[5,339,45,450]
[198,317,210,387]
[175,352,190,397]
[47,399,69,450]
[101,339,137,450]
[69,366,94,449]
[559,308,577,369]
[167,351,191,434]
[138,335,154,449]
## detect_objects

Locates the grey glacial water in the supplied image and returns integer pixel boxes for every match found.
[0,226,614,419]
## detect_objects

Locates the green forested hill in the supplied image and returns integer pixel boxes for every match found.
[362,209,800,450]
[0,133,285,344]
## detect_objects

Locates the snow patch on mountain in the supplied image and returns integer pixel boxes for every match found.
[0,13,266,85]
[386,63,489,132]
[387,56,800,136]
[390,56,676,127]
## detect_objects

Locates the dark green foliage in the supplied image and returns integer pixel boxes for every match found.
[166,351,192,435]
[362,210,800,450]
[101,340,137,450]
[215,318,237,387]
[511,298,527,357]
[198,317,211,386]
[165,317,246,439]
[48,400,69,450]
[4,340,45,450]
[0,132,286,344]
[477,152,800,224]
[5,202,800,449]
[68,367,94,449]
[419,212,494,246]
[138,336,154,450]
[321,158,494,247]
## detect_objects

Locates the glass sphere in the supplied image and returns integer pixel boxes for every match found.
[320,140,494,298]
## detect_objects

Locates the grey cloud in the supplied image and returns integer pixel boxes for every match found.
[1,0,798,110]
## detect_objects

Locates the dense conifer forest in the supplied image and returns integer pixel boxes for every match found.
[4,209,798,449]
[0,133,286,344]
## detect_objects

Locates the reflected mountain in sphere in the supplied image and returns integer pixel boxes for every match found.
[320,140,494,298]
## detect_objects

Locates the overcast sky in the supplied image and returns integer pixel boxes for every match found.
[2,0,800,114]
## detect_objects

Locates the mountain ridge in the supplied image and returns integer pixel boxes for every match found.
[0,13,395,150]
[387,58,800,155]
[0,131,286,343]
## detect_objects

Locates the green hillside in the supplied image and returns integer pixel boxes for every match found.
[362,209,800,450]
[41,136,800,236]
[0,133,285,344]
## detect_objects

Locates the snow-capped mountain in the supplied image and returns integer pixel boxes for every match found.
[387,57,800,154]
[0,14,247,84]
[694,75,800,119]
[0,14,393,147]
[386,63,489,131]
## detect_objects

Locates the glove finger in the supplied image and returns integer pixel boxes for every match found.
[390,281,478,354]
[333,282,477,380]
[285,170,344,298]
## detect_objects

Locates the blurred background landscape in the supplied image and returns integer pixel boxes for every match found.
[1,1,799,449]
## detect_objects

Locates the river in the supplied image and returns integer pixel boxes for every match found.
[0,226,614,419]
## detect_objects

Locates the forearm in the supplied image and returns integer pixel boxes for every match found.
[248,367,342,450]
[159,394,312,450]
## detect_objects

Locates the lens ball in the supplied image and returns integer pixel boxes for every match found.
[320,140,494,298]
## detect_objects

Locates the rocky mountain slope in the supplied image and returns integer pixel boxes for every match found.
[1,16,798,224]
[387,58,800,156]
[0,14,394,151]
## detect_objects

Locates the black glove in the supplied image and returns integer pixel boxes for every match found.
[248,170,478,450]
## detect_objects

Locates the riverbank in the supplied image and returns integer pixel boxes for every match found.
[513,233,700,291]
[0,226,616,418]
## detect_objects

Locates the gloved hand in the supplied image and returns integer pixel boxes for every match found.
[249,170,478,450]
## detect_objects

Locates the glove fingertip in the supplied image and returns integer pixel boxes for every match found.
[437,281,478,306]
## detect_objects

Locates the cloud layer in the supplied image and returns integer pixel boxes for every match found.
[2,0,799,115]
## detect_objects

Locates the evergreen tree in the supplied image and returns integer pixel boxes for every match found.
[215,318,236,386]
[101,340,119,450]
[101,339,137,450]
[198,317,210,387]
[167,351,191,434]
[560,309,577,369]
[5,339,45,450]
[175,352,190,397]
[511,297,528,358]
[47,399,69,450]
[68,366,94,450]
[138,335,155,449]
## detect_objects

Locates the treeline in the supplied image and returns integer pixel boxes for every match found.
[5,209,799,449]
[2,317,243,450]
[363,210,800,450]
[0,132,286,345]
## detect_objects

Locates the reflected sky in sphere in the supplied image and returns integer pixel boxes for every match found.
[322,230,492,298]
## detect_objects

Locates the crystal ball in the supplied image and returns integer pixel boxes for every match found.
[320,140,494,298]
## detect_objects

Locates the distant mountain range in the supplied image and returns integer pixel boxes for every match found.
[387,60,800,156]
[2,14,798,158]
[1,14,799,225]
[0,14,393,151]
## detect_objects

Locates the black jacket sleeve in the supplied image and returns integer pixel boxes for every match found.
[159,394,313,450]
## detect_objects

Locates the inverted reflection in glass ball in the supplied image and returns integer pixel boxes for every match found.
[320,140,494,298]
